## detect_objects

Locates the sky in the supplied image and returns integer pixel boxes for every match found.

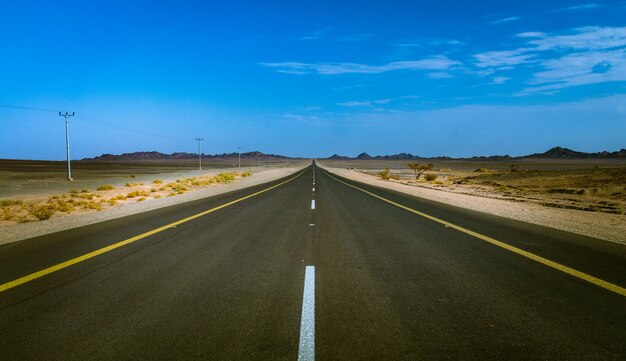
[0,0,625,160]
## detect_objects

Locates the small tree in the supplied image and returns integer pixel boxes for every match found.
[378,168,391,180]
[408,163,433,179]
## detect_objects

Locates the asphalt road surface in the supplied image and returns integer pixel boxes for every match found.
[1,164,625,360]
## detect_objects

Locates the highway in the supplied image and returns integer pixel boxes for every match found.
[1,163,625,360]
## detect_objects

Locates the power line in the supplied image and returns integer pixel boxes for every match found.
[0,103,58,113]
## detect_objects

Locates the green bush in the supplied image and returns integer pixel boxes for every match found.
[424,174,438,182]
[96,184,115,191]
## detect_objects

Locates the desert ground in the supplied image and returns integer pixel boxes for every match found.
[318,158,626,244]
[0,158,308,243]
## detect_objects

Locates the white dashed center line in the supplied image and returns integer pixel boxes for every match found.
[297,266,315,361]
[311,200,316,210]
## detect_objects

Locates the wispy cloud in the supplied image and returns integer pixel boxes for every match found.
[492,76,512,84]
[427,72,454,79]
[337,99,393,107]
[396,39,463,47]
[529,26,626,51]
[474,49,536,68]
[260,55,461,75]
[472,26,626,95]
[555,3,604,11]
[299,28,331,41]
[516,32,546,38]
[490,16,521,25]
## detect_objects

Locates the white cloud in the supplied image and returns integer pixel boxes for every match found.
[474,26,626,94]
[516,32,546,38]
[529,26,626,51]
[427,72,454,79]
[299,28,331,41]
[490,16,521,25]
[337,101,373,107]
[556,3,604,11]
[492,76,511,84]
[337,99,394,107]
[283,113,321,122]
[474,49,536,68]
[260,55,460,75]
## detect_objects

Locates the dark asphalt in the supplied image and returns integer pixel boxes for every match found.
[1,164,625,360]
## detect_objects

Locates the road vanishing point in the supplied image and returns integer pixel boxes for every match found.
[1,163,625,360]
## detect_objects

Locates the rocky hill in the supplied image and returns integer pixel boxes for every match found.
[324,147,626,160]
[83,151,293,161]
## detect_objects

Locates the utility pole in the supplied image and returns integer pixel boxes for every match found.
[237,146,242,169]
[195,138,203,170]
[59,112,75,181]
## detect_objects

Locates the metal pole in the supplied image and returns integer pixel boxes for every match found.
[237,146,242,169]
[195,138,203,170]
[59,111,75,181]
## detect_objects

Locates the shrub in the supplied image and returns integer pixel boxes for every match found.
[81,189,89,193]
[214,173,236,183]
[170,183,188,193]
[378,168,391,180]
[154,194,162,199]
[137,197,146,202]
[125,182,143,187]
[126,190,149,198]
[50,199,75,213]
[424,174,438,182]
[97,184,115,191]
[81,201,103,210]
[28,204,55,220]
[69,189,79,194]
[153,179,163,184]
[124,174,136,178]
[241,170,252,177]
[0,199,23,207]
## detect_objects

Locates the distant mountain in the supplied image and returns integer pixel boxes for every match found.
[355,152,374,160]
[323,147,626,161]
[327,152,421,160]
[327,154,352,160]
[523,146,626,159]
[83,151,294,161]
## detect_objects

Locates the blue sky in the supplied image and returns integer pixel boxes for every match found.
[1,0,625,159]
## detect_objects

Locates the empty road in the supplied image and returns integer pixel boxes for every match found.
[1,164,625,360]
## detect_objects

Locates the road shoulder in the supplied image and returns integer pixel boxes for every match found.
[319,164,626,245]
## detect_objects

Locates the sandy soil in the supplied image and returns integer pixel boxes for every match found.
[319,164,626,245]
[0,165,307,245]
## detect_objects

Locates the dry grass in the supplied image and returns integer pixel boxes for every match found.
[324,159,626,215]
[126,190,149,198]
[0,168,252,225]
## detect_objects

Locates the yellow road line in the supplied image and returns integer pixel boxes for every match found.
[0,170,306,293]
[322,169,626,297]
